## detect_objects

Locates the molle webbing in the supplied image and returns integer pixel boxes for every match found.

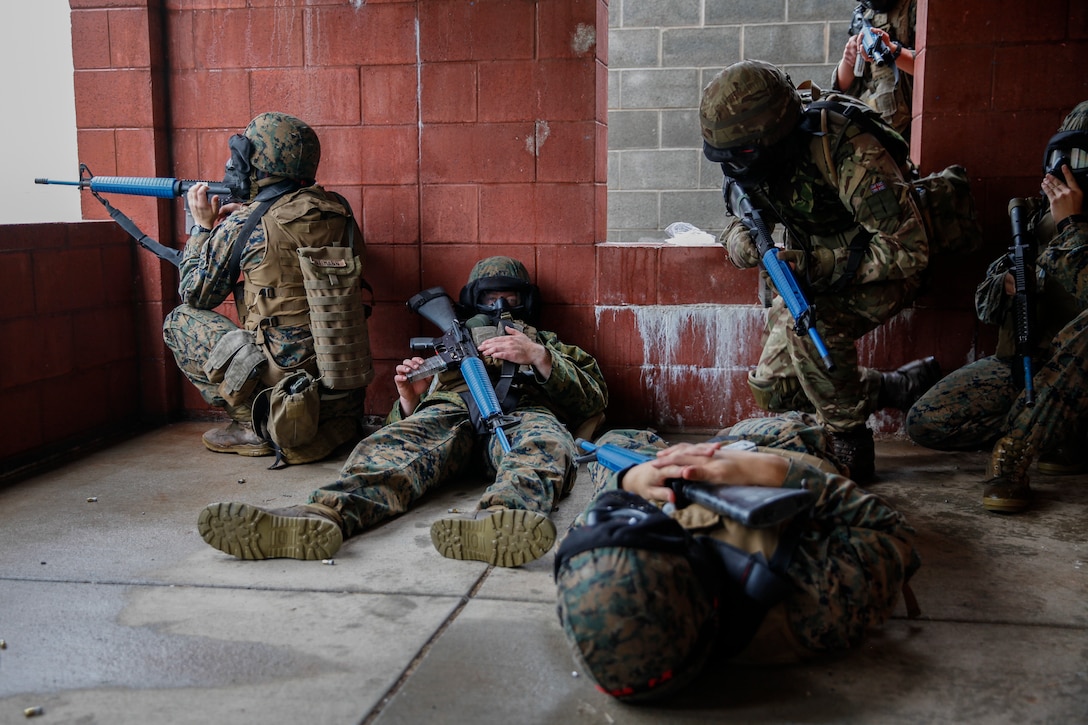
[298,245,374,390]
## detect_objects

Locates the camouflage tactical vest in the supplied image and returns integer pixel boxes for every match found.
[243,187,374,390]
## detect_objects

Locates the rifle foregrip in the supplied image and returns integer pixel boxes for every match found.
[461,356,511,453]
[761,249,835,371]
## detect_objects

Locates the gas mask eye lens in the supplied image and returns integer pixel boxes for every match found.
[1069,147,1088,171]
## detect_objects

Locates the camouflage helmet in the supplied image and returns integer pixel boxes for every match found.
[699,60,803,150]
[554,491,723,702]
[1059,101,1088,133]
[243,112,321,183]
[458,256,541,323]
[556,546,718,702]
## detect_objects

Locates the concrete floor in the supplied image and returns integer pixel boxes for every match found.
[1,421,1086,724]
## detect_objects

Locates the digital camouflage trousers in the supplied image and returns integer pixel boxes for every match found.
[310,400,577,538]
[907,308,1088,454]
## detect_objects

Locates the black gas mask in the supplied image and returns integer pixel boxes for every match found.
[458,275,540,324]
[221,133,254,201]
[1043,130,1088,188]
[702,135,795,184]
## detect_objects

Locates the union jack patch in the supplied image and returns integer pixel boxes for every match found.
[869,180,887,193]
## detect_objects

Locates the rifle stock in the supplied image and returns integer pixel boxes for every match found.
[576,439,813,528]
[725,177,835,371]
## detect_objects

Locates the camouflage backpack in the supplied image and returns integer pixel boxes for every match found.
[801,87,983,257]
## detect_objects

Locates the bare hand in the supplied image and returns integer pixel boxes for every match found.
[477,326,551,378]
[394,357,431,416]
[1003,271,1015,296]
[861,28,894,62]
[186,182,221,231]
[1043,165,1084,225]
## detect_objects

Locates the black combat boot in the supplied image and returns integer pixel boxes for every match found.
[877,357,942,411]
[197,502,344,560]
[981,436,1032,513]
[829,426,875,484]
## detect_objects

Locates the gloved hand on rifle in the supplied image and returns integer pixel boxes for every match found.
[722,219,836,282]
[721,217,763,269]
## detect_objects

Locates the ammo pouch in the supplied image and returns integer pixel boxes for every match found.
[252,370,320,450]
[297,245,375,391]
[204,329,265,406]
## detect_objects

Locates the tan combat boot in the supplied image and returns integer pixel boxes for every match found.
[202,420,273,456]
[981,436,1032,514]
[197,502,344,560]
[430,506,557,567]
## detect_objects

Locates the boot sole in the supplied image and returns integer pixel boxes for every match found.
[197,502,343,560]
[202,439,273,457]
[981,495,1030,514]
[430,509,557,567]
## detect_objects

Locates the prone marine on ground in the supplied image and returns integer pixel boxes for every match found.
[699,59,941,483]
[555,413,920,702]
[197,256,609,566]
[163,112,373,468]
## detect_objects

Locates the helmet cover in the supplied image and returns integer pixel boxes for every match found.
[699,60,803,152]
[243,112,321,183]
[554,491,721,702]
[458,256,541,323]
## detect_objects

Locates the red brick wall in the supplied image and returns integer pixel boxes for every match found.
[0,221,146,474]
[5,0,1088,470]
[64,0,607,423]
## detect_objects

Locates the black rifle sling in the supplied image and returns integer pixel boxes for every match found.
[228,180,300,306]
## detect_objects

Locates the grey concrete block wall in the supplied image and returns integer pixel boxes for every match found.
[607,0,860,242]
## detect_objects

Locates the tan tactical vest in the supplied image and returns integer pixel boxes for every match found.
[243,188,374,390]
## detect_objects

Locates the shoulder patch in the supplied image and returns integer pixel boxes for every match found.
[864,179,901,220]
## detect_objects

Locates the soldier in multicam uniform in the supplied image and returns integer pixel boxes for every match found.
[197,256,609,566]
[164,112,373,465]
[907,102,1088,513]
[554,413,920,702]
[833,0,917,140]
[699,60,940,482]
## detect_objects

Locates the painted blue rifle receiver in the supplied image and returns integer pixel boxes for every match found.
[725,177,835,371]
[406,287,515,453]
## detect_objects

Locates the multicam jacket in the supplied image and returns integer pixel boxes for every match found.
[722,113,929,295]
